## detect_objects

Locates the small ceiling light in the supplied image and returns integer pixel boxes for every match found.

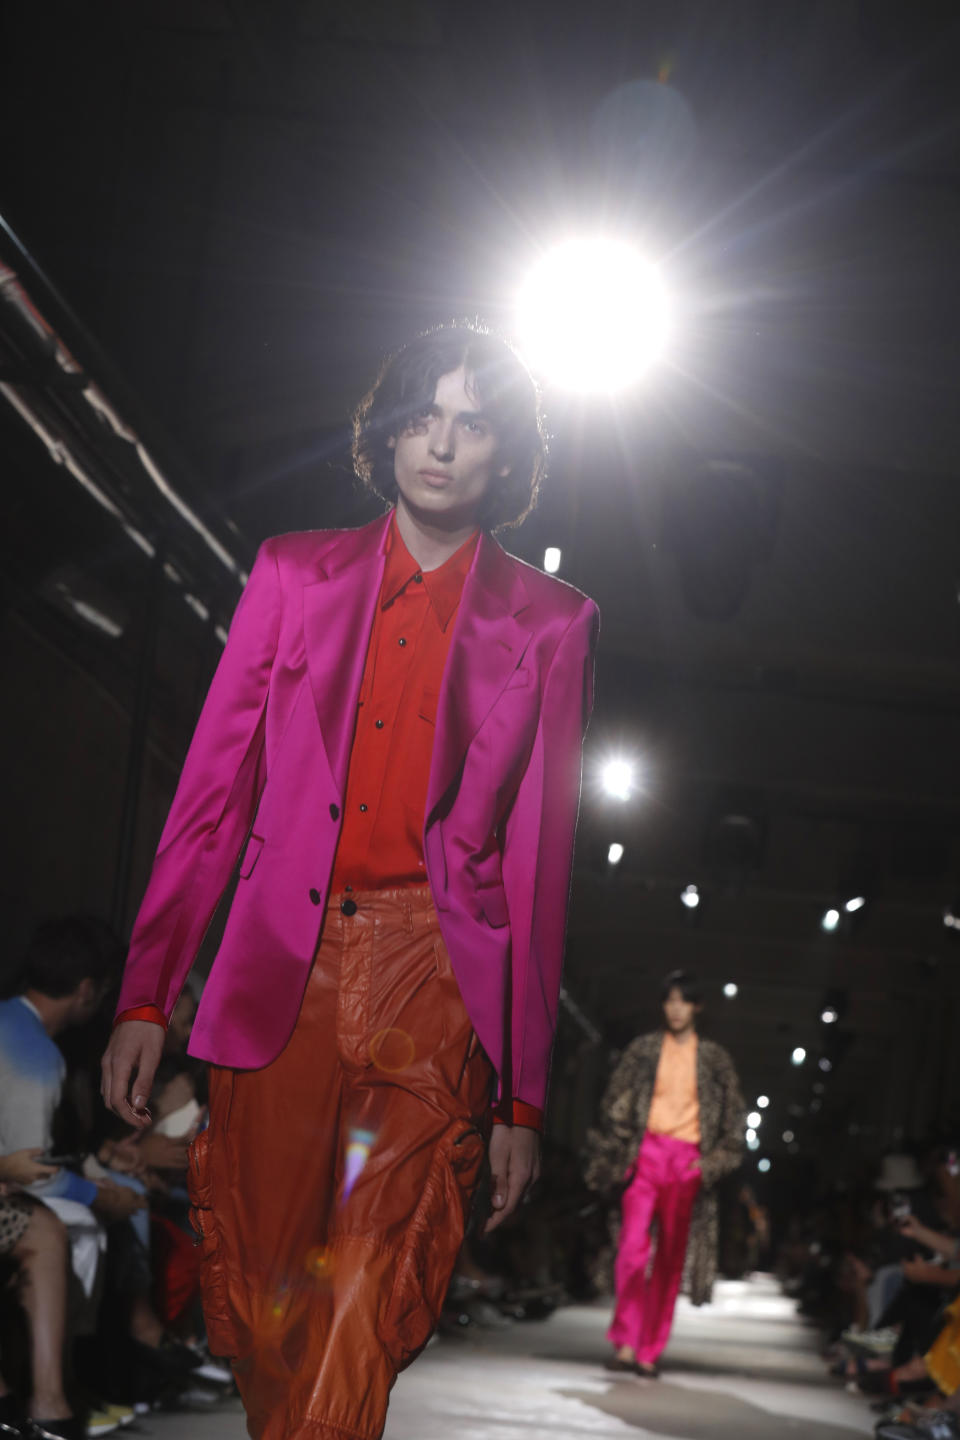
[819,1057,832,1072]
[782,1130,795,1144]
[747,1135,760,1151]
[723,982,739,999]
[791,1047,807,1066]
[821,908,841,933]
[601,758,635,801]
[758,1158,771,1173]
[757,1095,770,1109]
[747,1111,762,1129]
[943,908,958,929]
[607,842,624,866]
[745,1128,757,1143]
[680,884,700,909]
[544,547,562,574]
[844,896,866,913]
[820,1007,839,1024]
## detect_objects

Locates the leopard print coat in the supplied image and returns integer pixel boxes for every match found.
[583,1031,745,1306]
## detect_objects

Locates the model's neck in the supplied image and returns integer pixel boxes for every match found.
[666,1024,697,1045]
[394,499,480,572]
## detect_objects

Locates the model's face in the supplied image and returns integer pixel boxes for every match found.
[388,366,509,530]
[663,988,699,1033]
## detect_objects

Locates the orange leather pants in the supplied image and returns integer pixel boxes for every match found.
[187,888,493,1440]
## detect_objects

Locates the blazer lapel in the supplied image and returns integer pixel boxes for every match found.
[427,533,533,820]
[302,513,391,796]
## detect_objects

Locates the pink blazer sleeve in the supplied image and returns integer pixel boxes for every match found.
[502,596,599,1113]
[115,540,281,1019]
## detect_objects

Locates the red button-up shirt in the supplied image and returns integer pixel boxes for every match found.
[330,514,477,892]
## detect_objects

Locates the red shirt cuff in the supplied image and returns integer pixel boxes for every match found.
[492,1098,543,1131]
[113,1005,168,1030]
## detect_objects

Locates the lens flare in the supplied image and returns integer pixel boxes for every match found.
[369,1027,416,1074]
[342,1127,376,1204]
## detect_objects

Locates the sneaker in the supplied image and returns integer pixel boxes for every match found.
[85,1410,122,1439]
[99,1405,136,1429]
[846,1326,900,1354]
[876,1413,960,1440]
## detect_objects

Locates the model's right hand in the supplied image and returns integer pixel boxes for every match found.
[101,1021,166,1128]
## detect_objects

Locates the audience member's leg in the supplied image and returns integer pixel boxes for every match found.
[14,1201,73,1423]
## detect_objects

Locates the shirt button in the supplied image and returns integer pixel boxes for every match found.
[341,898,358,916]
[398,637,407,647]
[329,803,340,821]
[375,720,384,730]
[309,888,322,905]
[359,803,368,813]
[414,573,423,584]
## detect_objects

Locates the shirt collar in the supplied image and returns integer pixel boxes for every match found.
[382,511,478,632]
[16,995,43,1025]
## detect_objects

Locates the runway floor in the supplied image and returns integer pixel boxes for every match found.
[136,1276,876,1438]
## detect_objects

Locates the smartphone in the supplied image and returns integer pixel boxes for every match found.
[890,1192,912,1221]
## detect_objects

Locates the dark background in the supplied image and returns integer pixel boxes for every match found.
[2,0,960,1192]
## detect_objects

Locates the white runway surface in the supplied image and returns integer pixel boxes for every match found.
[133,1276,875,1438]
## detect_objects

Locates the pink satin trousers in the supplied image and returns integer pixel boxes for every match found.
[608,1130,701,1364]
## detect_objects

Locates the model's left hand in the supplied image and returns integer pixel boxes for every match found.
[484,1125,541,1234]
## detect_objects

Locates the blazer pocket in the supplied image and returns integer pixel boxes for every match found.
[238,832,264,879]
[477,881,509,928]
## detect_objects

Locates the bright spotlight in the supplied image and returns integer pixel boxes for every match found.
[544,547,562,574]
[745,1128,757,1143]
[820,1007,839,1024]
[747,1111,761,1129]
[757,1095,770,1109]
[723,982,739,999]
[607,842,625,866]
[601,758,635,801]
[791,1047,806,1066]
[758,1158,771,1173]
[680,884,700,910]
[844,896,866,913]
[517,237,669,392]
[821,908,841,933]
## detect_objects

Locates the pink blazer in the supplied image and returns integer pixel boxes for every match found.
[116,512,599,1112]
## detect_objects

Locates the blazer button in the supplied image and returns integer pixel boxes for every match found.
[309,888,322,905]
[341,898,358,916]
[329,803,340,821]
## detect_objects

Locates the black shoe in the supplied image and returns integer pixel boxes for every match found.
[603,1355,637,1373]
[637,1361,661,1378]
[24,1420,87,1440]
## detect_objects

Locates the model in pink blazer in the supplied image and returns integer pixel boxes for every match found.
[116,509,598,1114]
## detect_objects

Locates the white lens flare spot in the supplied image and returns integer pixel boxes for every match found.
[680,884,700,909]
[757,1095,770,1109]
[758,1158,771,1173]
[747,1111,762,1129]
[723,982,738,999]
[517,238,669,392]
[791,1047,807,1066]
[821,908,841,933]
[601,758,635,800]
[607,842,625,866]
[543,547,562,574]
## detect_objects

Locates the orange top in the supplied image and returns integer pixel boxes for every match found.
[645,1032,701,1144]
[330,514,477,891]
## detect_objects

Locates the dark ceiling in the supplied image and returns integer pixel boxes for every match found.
[3,0,960,1166]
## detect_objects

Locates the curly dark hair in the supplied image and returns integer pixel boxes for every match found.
[352,323,546,532]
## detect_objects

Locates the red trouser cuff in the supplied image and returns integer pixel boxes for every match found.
[492,1098,543,1131]
[114,1004,168,1030]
